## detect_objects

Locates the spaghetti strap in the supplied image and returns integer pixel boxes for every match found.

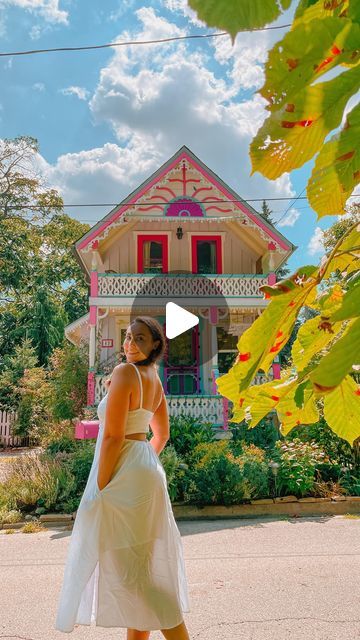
[129,362,143,409]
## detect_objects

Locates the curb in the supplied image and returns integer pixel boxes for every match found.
[1,497,360,529]
[172,496,360,520]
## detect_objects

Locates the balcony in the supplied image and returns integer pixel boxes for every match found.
[93,273,268,308]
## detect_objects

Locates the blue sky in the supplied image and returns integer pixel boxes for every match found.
[0,0,345,272]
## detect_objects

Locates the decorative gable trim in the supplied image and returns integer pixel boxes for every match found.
[75,146,294,261]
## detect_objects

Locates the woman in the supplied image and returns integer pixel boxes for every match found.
[55,316,191,640]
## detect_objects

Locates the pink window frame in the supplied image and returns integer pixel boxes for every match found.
[191,235,222,274]
[137,234,169,273]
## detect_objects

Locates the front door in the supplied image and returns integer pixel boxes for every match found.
[162,321,200,395]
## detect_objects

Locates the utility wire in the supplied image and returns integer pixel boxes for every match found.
[3,194,359,210]
[0,24,292,58]
[3,196,310,209]
[276,187,308,225]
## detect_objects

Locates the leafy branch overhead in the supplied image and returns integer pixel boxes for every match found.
[215,221,360,446]
[188,0,360,217]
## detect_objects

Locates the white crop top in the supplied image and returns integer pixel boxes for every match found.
[97,362,160,436]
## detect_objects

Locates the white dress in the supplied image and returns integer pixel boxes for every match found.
[55,362,190,633]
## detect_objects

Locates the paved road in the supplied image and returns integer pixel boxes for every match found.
[0,515,359,640]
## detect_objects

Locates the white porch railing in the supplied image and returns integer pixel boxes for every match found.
[166,395,224,425]
[94,371,274,425]
[94,375,224,425]
[98,273,267,298]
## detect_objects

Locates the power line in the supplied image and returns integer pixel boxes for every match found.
[0,24,292,58]
[3,194,359,210]
[4,196,310,209]
[276,187,308,225]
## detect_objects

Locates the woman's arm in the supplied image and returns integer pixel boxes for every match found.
[97,365,132,491]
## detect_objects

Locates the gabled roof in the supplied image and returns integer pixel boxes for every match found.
[72,145,295,265]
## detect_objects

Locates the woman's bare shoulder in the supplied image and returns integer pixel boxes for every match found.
[111,363,135,380]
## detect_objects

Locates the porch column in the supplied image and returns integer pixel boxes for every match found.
[87,244,99,406]
[209,306,219,394]
[267,264,281,380]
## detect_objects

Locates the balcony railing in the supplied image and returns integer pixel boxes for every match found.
[98,273,267,299]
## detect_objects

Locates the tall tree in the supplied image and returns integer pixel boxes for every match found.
[0,136,90,365]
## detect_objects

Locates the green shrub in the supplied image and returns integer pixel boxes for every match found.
[47,341,88,421]
[159,444,189,502]
[290,417,354,467]
[338,467,360,496]
[229,414,280,455]
[12,366,53,443]
[184,441,251,506]
[167,414,215,461]
[271,438,328,498]
[42,420,78,456]
[2,451,77,513]
[237,444,270,500]
[57,440,95,495]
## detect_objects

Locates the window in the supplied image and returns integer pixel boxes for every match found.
[143,241,163,273]
[191,236,222,274]
[217,326,238,374]
[197,240,217,274]
[138,235,168,273]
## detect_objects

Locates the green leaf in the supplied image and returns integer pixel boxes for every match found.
[261,17,360,110]
[216,268,318,394]
[251,64,360,179]
[291,315,343,370]
[259,266,318,297]
[330,282,360,321]
[307,101,360,217]
[310,317,360,389]
[188,0,291,40]
[278,387,319,436]
[295,0,350,23]
[319,223,360,278]
[230,371,297,426]
[323,375,360,445]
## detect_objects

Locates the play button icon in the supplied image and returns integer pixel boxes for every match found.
[165,302,199,339]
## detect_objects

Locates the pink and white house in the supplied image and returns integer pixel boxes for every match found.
[66,146,295,429]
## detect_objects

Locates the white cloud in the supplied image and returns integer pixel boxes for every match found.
[33,82,45,91]
[88,7,294,208]
[60,86,90,101]
[35,137,163,221]
[278,207,300,227]
[162,0,205,27]
[30,23,43,39]
[308,227,324,255]
[17,7,296,231]
[1,0,68,24]
[109,1,136,22]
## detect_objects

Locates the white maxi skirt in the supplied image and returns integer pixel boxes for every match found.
[55,431,190,633]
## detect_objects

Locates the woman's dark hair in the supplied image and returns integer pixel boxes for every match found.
[127,316,167,367]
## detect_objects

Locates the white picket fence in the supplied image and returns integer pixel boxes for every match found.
[0,409,26,447]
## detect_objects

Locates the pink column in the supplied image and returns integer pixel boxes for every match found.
[268,271,280,380]
[87,371,96,406]
[88,253,98,406]
[222,397,229,431]
[272,361,281,380]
